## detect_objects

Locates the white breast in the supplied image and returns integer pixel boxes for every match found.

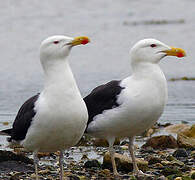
[87,64,167,139]
[21,61,88,152]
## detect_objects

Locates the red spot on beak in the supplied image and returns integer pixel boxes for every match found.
[81,39,89,45]
[177,52,184,58]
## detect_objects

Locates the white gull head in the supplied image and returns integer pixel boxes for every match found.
[130,38,186,66]
[39,35,90,70]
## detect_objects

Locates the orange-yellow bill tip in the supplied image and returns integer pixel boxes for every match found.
[165,47,186,58]
[71,36,90,46]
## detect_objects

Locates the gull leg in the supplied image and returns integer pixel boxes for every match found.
[33,151,39,180]
[108,137,119,177]
[59,150,64,180]
[128,137,143,175]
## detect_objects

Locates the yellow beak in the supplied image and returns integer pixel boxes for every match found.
[71,36,90,46]
[164,47,186,58]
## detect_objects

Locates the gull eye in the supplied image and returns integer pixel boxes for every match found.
[150,44,157,48]
[53,41,59,44]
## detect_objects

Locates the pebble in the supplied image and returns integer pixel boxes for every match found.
[148,156,162,165]
[156,175,167,180]
[142,135,178,149]
[84,159,101,169]
[173,148,188,158]
[103,151,148,173]
[174,177,182,180]
[154,163,164,169]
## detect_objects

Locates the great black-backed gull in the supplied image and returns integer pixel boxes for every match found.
[1,35,90,180]
[84,39,186,176]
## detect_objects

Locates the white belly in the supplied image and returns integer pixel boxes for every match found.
[22,94,88,152]
[87,77,167,139]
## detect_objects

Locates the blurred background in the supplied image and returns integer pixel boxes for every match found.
[0,0,195,132]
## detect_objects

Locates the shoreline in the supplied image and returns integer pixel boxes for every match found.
[0,123,194,180]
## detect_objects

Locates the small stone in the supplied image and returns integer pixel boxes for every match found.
[166,155,176,161]
[0,150,33,164]
[102,152,148,173]
[171,160,184,166]
[101,169,110,176]
[64,171,72,177]
[39,169,50,175]
[165,124,190,134]
[173,148,188,158]
[161,160,171,166]
[157,175,167,180]
[142,128,155,137]
[191,151,195,157]
[81,154,88,160]
[121,145,129,150]
[67,175,80,180]
[174,177,182,180]
[84,159,101,168]
[37,152,52,158]
[2,122,9,126]
[142,135,178,149]
[177,124,195,149]
[30,173,37,178]
[135,174,155,180]
[154,163,164,169]
[191,171,195,179]
[78,176,87,180]
[161,167,182,176]
[182,176,193,180]
[148,156,162,165]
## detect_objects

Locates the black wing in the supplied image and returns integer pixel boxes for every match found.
[84,80,124,130]
[1,94,40,142]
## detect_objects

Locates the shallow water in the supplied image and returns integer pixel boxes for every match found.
[0,0,195,147]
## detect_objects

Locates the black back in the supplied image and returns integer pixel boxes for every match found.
[84,80,124,131]
[3,94,39,142]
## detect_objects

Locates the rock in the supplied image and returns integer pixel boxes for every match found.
[142,135,178,149]
[154,163,164,169]
[161,160,171,166]
[191,172,195,179]
[37,152,52,158]
[177,124,195,149]
[166,155,176,161]
[78,176,87,180]
[84,159,101,168]
[191,150,195,158]
[67,175,80,180]
[64,171,73,177]
[0,161,33,173]
[10,172,26,180]
[0,150,33,164]
[171,160,184,167]
[100,169,111,176]
[142,128,155,137]
[173,148,188,158]
[182,176,194,180]
[102,152,148,173]
[81,154,88,160]
[157,175,167,180]
[158,123,172,128]
[165,124,191,134]
[161,167,182,177]
[174,177,182,180]
[121,145,128,150]
[92,138,120,147]
[148,156,162,165]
